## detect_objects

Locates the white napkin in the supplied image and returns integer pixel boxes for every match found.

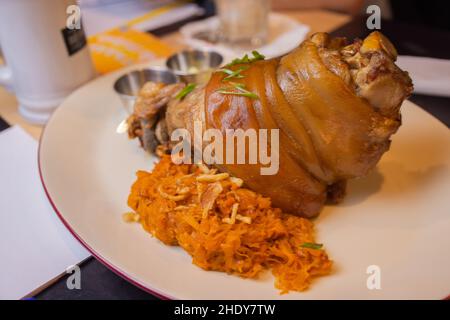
[0,126,89,299]
[397,55,450,97]
[180,13,310,61]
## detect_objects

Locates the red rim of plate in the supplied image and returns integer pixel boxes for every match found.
[37,121,173,300]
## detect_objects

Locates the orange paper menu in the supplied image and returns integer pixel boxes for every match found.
[88,28,175,74]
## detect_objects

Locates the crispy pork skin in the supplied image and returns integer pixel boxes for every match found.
[129,32,413,217]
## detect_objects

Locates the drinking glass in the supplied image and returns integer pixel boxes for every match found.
[215,0,270,49]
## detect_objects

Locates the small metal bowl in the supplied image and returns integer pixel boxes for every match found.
[166,50,223,84]
[113,68,178,114]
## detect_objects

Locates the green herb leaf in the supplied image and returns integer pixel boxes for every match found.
[228,82,246,89]
[216,89,259,99]
[231,54,250,64]
[236,85,248,92]
[224,74,245,80]
[217,81,259,99]
[220,66,249,81]
[300,242,323,250]
[226,51,265,67]
[218,68,235,76]
[217,83,257,98]
[251,50,266,60]
[175,83,196,100]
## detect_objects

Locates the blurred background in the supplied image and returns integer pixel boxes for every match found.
[1,0,449,129]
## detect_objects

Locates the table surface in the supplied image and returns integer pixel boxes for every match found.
[0,9,448,299]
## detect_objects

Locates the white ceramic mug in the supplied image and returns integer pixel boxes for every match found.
[0,0,95,124]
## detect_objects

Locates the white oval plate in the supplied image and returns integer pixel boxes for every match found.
[39,63,450,299]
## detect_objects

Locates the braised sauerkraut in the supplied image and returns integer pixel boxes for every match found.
[127,155,332,293]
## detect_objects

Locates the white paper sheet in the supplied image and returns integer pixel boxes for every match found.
[397,55,450,97]
[0,126,89,300]
[79,0,204,36]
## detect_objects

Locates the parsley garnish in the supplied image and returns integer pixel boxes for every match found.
[251,50,266,60]
[219,66,249,81]
[300,242,323,250]
[226,50,266,67]
[175,83,196,100]
[217,82,259,99]
[216,51,265,99]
